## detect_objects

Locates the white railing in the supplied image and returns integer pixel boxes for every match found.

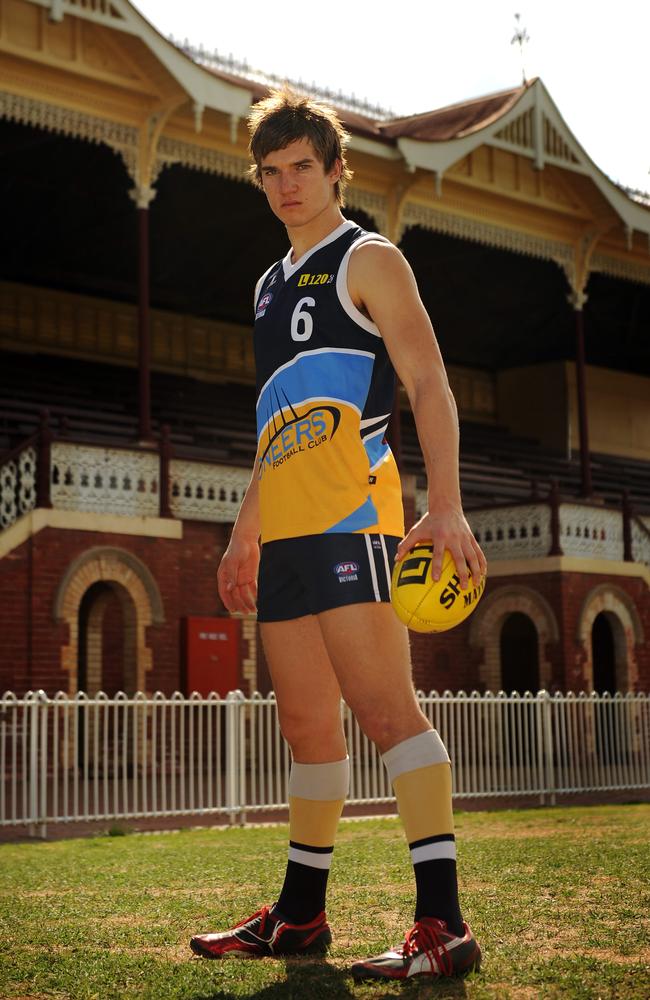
[3,441,648,555]
[448,498,648,565]
[169,460,249,522]
[467,504,550,560]
[2,690,648,837]
[559,503,623,560]
[632,516,650,566]
[0,446,37,529]
[51,443,160,517]
[49,443,250,523]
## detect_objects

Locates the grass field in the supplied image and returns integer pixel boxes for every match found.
[1,804,649,1000]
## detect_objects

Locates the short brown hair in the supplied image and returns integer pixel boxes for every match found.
[247,87,353,205]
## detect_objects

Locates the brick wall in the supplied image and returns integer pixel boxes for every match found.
[0,521,231,695]
[409,621,483,693]
[408,571,650,694]
[1,521,648,696]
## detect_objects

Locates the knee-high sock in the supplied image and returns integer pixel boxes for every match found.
[383,731,464,936]
[274,757,349,924]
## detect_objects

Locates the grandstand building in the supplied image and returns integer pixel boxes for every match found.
[1,0,649,699]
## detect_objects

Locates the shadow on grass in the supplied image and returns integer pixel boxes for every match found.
[189,955,469,999]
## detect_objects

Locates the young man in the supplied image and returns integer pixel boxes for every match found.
[190,88,487,981]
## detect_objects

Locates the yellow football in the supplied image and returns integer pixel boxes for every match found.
[391,543,486,633]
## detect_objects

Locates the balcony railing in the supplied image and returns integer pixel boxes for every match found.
[2,420,649,566]
[417,487,650,565]
[1,420,250,529]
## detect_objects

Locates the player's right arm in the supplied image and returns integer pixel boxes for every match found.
[217,466,260,615]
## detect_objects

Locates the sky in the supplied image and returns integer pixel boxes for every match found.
[133,1,648,195]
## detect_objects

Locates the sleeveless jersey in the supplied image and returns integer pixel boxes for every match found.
[253,218,404,544]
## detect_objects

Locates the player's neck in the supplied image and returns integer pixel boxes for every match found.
[287,205,346,262]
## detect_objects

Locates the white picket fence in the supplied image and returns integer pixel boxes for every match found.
[2,690,649,837]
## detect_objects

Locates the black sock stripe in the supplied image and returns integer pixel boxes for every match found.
[289,841,334,854]
[409,833,456,850]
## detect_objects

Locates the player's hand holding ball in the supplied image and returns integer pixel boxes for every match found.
[391,542,486,633]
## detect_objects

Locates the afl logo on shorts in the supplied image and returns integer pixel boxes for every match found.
[256,292,273,318]
[334,561,360,583]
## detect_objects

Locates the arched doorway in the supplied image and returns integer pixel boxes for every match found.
[77,581,137,697]
[55,548,165,772]
[591,612,618,694]
[500,613,540,693]
[469,585,558,692]
[577,585,643,693]
[589,611,630,765]
[54,546,164,695]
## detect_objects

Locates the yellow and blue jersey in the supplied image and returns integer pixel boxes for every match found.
[253,219,404,543]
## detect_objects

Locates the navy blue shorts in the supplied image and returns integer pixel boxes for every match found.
[257,533,400,622]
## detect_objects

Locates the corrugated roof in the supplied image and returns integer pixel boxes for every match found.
[196,51,528,146]
[377,84,529,141]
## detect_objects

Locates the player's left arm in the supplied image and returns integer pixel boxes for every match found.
[347,241,486,589]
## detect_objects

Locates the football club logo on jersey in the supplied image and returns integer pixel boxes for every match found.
[256,292,273,319]
[258,384,341,479]
[334,561,360,583]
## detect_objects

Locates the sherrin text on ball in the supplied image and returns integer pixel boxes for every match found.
[391,543,486,633]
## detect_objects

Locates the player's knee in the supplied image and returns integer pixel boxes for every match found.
[353,701,428,754]
[356,713,398,752]
[277,707,342,755]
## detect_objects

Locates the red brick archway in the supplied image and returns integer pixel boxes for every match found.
[469,585,559,692]
[54,547,164,695]
[577,584,644,692]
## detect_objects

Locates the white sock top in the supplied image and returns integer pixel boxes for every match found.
[382,730,450,783]
[289,756,350,800]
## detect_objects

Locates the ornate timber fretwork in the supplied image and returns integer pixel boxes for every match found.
[493,109,533,150]
[345,188,388,234]
[0,93,256,192]
[400,201,574,268]
[27,0,130,31]
[398,79,650,245]
[590,253,650,287]
[492,108,581,169]
[0,91,138,177]
[155,136,251,184]
[542,116,580,165]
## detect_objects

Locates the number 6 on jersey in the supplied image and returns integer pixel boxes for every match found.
[291,296,315,341]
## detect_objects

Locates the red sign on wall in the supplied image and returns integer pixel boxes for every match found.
[183,617,241,696]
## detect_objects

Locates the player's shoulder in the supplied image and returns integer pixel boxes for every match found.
[348,234,408,279]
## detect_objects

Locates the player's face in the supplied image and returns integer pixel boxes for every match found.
[259,138,341,228]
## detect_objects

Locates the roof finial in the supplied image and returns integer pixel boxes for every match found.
[511,13,530,86]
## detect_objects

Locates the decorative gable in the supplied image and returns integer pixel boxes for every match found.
[29,0,128,31]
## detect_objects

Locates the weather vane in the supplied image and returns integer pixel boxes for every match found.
[511,13,530,85]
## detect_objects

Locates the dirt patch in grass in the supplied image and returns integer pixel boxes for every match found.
[18,944,76,956]
[134,944,190,962]
[16,889,80,899]
[462,822,616,841]
[97,913,149,926]
[581,947,650,965]
[143,882,266,899]
[486,986,547,999]
[460,806,650,844]
[8,995,68,1000]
